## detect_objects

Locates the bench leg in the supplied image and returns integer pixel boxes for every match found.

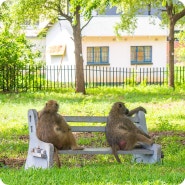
[25,109,55,169]
[132,144,162,164]
[25,142,54,169]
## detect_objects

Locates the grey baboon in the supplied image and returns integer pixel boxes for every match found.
[105,102,153,163]
[36,100,83,167]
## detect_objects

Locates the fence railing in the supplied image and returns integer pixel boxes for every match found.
[0,65,185,92]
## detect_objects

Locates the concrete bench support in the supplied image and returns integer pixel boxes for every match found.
[25,109,162,169]
[25,109,54,169]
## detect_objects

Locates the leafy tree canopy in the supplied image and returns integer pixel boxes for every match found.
[10,0,106,26]
[0,2,42,67]
[102,0,185,34]
[176,31,185,62]
[0,29,41,67]
[9,0,107,94]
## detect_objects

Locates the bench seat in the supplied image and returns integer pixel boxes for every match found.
[58,147,154,155]
[25,109,162,169]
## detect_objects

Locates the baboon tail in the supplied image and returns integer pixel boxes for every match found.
[112,145,121,163]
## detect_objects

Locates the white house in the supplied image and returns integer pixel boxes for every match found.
[45,15,168,82]
[46,15,168,68]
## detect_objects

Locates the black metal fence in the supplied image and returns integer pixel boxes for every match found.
[0,65,185,92]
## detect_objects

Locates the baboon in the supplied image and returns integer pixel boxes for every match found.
[105,102,154,163]
[36,100,83,167]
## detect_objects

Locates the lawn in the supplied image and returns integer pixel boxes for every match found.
[0,85,185,185]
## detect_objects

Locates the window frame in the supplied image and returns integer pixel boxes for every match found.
[131,46,152,65]
[87,46,109,65]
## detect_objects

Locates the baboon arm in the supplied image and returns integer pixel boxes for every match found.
[136,133,153,145]
[136,128,151,139]
[127,106,146,116]
[118,119,136,131]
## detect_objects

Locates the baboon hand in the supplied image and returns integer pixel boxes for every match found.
[138,106,147,114]
[151,138,155,145]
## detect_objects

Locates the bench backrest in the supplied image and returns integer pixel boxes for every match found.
[64,116,106,132]
[64,115,142,132]
[27,109,147,136]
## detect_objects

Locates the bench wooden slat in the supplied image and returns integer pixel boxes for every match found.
[64,116,139,124]
[71,126,105,132]
[58,147,154,155]
[64,116,107,123]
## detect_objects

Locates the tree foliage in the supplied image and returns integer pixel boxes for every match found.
[105,0,185,88]
[175,31,185,62]
[0,29,41,67]
[0,1,42,67]
[0,2,42,92]
[10,0,103,94]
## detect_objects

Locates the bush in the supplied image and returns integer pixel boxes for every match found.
[0,28,43,92]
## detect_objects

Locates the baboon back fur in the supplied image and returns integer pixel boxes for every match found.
[36,100,83,167]
[105,102,153,163]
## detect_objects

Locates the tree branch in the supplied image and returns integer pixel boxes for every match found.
[58,2,72,23]
[166,2,173,18]
[173,8,185,24]
[81,16,93,31]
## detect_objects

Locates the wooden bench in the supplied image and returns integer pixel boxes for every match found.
[25,109,162,169]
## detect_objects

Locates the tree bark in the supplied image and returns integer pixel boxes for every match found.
[166,4,185,89]
[168,18,175,88]
[72,6,86,94]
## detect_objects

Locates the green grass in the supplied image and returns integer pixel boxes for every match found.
[0,164,184,185]
[0,85,185,185]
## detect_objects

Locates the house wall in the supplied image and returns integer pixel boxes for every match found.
[82,36,167,68]
[46,22,75,66]
[82,36,167,83]
[46,22,167,69]
[45,21,167,83]
[46,22,76,82]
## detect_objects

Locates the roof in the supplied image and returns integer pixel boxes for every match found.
[81,15,168,37]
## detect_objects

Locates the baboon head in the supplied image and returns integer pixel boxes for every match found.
[44,100,59,113]
[110,102,129,116]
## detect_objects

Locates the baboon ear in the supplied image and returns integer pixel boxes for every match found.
[46,103,48,106]
[119,103,122,108]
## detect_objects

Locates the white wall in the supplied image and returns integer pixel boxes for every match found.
[82,36,167,68]
[46,22,76,82]
[46,22,75,66]
[45,21,167,83]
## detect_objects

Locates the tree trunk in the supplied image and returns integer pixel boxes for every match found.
[166,5,185,89]
[168,19,175,88]
[72,6,86,94]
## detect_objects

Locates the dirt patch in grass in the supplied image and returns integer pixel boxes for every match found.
[151,131,185,138]
[1,131,184,169]
[0,158,25,169]
[151,131,185,145]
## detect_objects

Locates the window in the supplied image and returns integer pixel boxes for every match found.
[131,46,152,64]
[87,46,109,65]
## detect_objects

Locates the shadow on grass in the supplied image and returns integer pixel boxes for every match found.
[0,86,184,105]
